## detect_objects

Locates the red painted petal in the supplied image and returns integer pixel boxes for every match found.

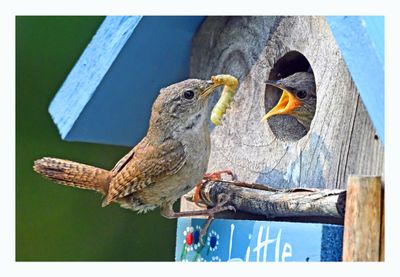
[186,233,193,245]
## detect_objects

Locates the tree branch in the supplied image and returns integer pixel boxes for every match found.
[191,180,346,222]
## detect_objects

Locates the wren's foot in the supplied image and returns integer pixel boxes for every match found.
[192,169,235,207]
[204,169,235,181]
[161,193,236,219]
[199,194,238,243]
[161,194,235,244]
[200,215,214,244]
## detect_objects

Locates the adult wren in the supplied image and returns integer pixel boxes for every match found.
[34,78,234,218]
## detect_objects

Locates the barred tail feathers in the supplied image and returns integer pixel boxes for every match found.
[33,157,111,195]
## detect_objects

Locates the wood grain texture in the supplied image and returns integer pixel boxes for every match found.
[342,176,382,261]
[189,16,383,191]
[193,180,346,220]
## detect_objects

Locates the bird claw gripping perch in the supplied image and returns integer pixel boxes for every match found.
[210,74,238,126]
[192,170,235,207]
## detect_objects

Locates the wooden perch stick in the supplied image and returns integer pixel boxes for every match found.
[194,180,346,220]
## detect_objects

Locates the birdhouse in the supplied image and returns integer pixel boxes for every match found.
[46,16,384,262]
[189,16,383,188]
[178,16,384,262]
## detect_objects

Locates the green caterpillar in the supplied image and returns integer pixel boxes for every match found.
[210,74,238,126]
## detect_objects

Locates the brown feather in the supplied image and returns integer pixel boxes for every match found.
[33,157,111,195]
[102,138,186,206]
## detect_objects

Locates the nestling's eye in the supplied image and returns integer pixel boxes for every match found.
[183,90,195,100]
[296,90,307,99]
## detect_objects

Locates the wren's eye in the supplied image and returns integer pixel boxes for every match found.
[296,90,307,99]
[183,90,195,100]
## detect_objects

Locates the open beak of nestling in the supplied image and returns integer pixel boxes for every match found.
[199,80,224,100]
[261,81,303,122]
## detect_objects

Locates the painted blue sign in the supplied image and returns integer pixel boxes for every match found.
[175,218,343,262]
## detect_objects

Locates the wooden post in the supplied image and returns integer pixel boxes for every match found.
[380,190,385,261]
[342,176,382,261]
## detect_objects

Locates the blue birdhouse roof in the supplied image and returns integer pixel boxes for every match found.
[49,16,205,147]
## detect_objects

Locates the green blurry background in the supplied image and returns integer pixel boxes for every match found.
[16,16,176,261]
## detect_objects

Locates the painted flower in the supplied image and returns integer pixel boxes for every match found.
[192,225,202,250]
[183,225,202,252]
[183,226,194,251]
[206,229,220,252]
[195,256,205,262]
[211,256,222,262]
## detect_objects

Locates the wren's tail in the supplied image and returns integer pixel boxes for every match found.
[33,157,112,195]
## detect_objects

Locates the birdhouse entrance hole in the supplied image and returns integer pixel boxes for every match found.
[264,51,316,141]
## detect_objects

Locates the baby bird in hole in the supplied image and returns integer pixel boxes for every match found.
[262,72,316,131]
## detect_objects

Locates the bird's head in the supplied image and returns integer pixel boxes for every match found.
[262,72,316,130]
[148,79,223,139]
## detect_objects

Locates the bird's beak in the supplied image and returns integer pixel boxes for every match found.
[261,81,303,122]
[199,80,224,100]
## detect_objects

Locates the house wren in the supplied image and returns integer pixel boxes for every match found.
[34,78,234,218]
[262,72,316,130]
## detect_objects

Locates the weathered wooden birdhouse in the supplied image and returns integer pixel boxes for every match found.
[49,16,384,262]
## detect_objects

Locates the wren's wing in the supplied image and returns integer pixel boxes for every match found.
[110,139,145,174]
[102,138,186,206]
